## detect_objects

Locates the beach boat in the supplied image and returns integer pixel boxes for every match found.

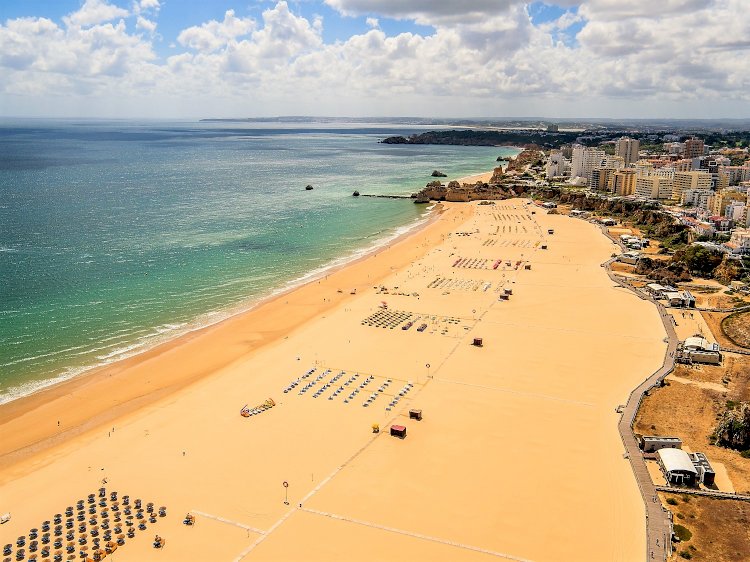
[417,324,427,332]
[240,405,250,417]
[402,322,413,331]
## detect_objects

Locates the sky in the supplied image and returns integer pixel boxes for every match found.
[0,0,748,119]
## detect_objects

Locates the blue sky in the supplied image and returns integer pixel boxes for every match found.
[0,0,747,118]
[0,0,438,58]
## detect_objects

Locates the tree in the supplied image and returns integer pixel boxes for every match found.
[675,246,723,277]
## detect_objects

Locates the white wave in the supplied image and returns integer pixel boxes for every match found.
[0,208,436,405]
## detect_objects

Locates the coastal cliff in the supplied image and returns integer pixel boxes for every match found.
[410,148,544,203]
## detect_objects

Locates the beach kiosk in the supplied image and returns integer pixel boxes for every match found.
[390,425,407,439]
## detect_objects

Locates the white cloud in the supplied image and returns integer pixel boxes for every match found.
[136,16,157,34]
[177,9,255,52]
[63,0,129,28]
[0,0,749,118]
[139,0,161,10]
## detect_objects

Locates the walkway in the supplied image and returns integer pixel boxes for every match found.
[600,225,676,562]
[655,486,750,502]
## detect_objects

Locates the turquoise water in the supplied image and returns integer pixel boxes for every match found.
[0,119,519,403]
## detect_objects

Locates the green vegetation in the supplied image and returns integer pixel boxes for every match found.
[674,245,724,277]
[674,524,693,542]
[667,497,679,505]
[380,129,579,148]
[679,550,692,559]
[714,402,750,450]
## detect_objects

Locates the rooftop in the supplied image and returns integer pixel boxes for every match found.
[658,448,698,475]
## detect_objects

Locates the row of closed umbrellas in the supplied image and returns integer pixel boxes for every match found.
[4,488,166,562]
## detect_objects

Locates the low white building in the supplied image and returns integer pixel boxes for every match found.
[657,448,698,486]
[640,435,682,453]
[664,291,696,308]
[618,251,640,265]
[678,335,721,365]
[724,228,750,256]
[645,283,676,299]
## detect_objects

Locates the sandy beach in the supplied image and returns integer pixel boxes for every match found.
[0,199,667,561]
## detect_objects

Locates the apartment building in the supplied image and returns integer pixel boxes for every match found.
[672,171,712,201]
[615,137,640,166]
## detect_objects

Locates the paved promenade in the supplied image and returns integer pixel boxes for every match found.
[600,226,675,562]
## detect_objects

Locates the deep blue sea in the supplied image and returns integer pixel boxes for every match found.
[0,119,518,404]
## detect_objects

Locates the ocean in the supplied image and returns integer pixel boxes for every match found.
[0,119,519,404]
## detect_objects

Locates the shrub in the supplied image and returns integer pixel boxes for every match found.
[667,497,678,505]
[679,551,692,559]
[674,524,692,542]
[741,450,750,459]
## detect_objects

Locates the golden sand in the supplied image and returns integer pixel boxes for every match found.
[0,200,667,561]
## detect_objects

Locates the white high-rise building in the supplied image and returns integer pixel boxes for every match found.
[571,145,585,178]
[615,137,640,166]
[546,150,566,179]
[571,145,607,181]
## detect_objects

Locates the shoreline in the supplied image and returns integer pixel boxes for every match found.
[0,201,465,469]
[0,197,667,561]
[0,204,437,407]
